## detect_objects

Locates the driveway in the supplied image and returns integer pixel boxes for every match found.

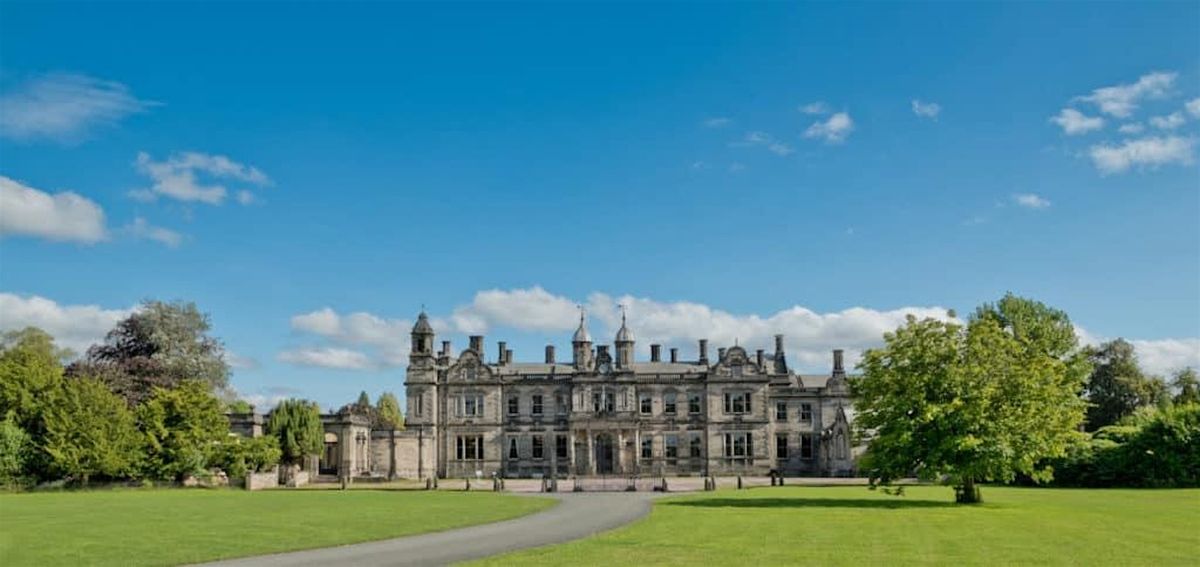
[197,491,662,567]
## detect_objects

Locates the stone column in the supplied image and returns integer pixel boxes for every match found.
[586,429,595,475]
[569,431,578,475]
[634,429,641,475]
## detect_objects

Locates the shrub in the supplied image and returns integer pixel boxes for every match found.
[213,435,281,479]
[1047,403,1199,487]
[0,414,33,488]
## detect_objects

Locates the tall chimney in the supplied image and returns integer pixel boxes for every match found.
[718,347,727,361]
[833,349,845,375]
[441,340,451,357]
[774,334,785,354]
[650,344,661,362]
[505,349,513,364]
[670,347,678,363]
[545,345,556,364]
[756,349,764,367]
[698,339,709,364]
[498,341,507,364]
[469,335,484,354]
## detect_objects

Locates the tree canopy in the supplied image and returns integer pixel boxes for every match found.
[42,378,142,485]
[1084,339,1169,430]
[136,380,230,481]
[1171,368,1199,406]
[266,399,323,465]
[855,294,1089,503]
[375,392,404,430]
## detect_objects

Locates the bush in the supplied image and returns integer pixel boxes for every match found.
[136,380,229,481]
[213,435,281,479]
[1048,403,1199,487]
[0,414,34,488]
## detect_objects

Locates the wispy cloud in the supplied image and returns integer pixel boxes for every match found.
[1149,111,1186,130]
[1187,98,1200,118]
[124,217,183,248]
[0,73,155,142]
[737,131,793,156]
[1012,193,1051,209]
[803,112,854,144]
[133,151,271,205]
[278,347,375,371]
[798,101,829,115]
[1050,108,1105,135]
[1117,123,1145,135]
[0,175,107,243]
[1089,135,1195,174]
[1076,71,1177,118]
[703,117,732,128]
[911,99,941,120]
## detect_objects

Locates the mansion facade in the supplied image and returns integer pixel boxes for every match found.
[403,310,861,479]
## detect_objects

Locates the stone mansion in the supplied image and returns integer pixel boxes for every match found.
[398,310,860,479]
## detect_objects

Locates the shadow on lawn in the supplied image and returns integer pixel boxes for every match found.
[665,497,956,509]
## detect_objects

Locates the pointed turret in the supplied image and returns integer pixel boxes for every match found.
[614,306,634,369]
[572,307,593,370]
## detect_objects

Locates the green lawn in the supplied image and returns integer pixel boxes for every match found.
[0,488,554,566]
[475,486,1200,566]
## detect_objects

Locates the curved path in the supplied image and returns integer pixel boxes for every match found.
[199,492,662,567]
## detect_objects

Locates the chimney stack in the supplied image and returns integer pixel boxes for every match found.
[718,347,727,361]
[498,341,507,364]
[441,340,451,357]
[698,339,709,364]
[774,334,785,354]
[545,345,556,364]
[670,347,679,363]
[469,335,484,354]
[650,344,661,362]
[505,349,513,364]
[833,349,845,375]
[756,349,764,367]
[597,345,609,359]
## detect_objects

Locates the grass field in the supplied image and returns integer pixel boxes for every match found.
[0,488,553,566]
[474,486,1200,566]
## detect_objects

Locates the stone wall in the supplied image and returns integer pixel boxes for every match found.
[245,468,279,490]
[369,428,434,478]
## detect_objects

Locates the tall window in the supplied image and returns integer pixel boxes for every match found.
[508,437,519,459]
[664,392,677,415]
[800,403,813,422]
[507,396,519,416]
[464,367,477,380]
[775,401,788,421]
[800,435,814,459]
[593,390,615,413]
[640,394,653,414]
[413,392,424,417]
[776,434,789,459]
[723,433,752,459]
[688,392,702,414]
[641,437,653,459]
[457,435,484,460]
[689,433,702,458]
[723,392,751,414]
[532,436,544,460]
[665,435,679,463]
[556,435,569,460]
[531,394,544,416]
[555,393,566,415]
[462,394,484,417]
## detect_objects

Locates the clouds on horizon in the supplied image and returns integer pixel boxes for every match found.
[0,73,155,143]
[1089,136,1195,174]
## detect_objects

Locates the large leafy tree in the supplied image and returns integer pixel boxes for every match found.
[1171,368,1199,406]
[1084,339,1169,430]
[375,392,404,430]
[855,294,1088,503]
[266,399,323,466]
[136,380,230,481]
[42,378,141,485]
[0,328,69,432]
[67,300,231,405]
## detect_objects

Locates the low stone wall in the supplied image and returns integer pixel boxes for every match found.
[283,466,311,488]
[245,469,279,491]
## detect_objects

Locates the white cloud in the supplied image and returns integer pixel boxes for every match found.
[1088,135,1195,174]
[0,292,131,354]
[278,347,374,370]
[1149,111,1186,130]
[134,151,271,205]
[1077,71,1177,118]
[738,131,793,156]
[798,101,829,115]
[1187,98,1200,118]
[288,307,412,367]
[1117,123,1145,135]
[0,73,154,142]
[1012,193,1051,209]
[911,99,941,120]
[703,117,731,128]
[1129,338,1200,377]
[235,190,257,205]
[124,217,182,248]
[744,131,772,144]
[804,112,854,144]
[225,351,260,370]
[767,142,794,156]
[0,175,107,243]
[1050,108,1105,135]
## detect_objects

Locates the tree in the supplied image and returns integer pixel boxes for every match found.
[1172,368,1200,406]
[136,380,230,481]
[1084,339,1169,430]
[0,327,68,432]
[42,378,141,485]
[212,435,281,479]
[266,399,323,466]
[375,392,404,430]
[67,300,230,405]
[355,391,371,411]
[855,295,1088,503]
[0,414,33,487]
[226,399,254,414]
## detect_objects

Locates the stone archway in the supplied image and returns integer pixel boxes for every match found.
[319,432,340,475]
[594,433,615,474]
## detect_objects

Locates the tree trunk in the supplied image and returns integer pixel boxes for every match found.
[956,478,982,504]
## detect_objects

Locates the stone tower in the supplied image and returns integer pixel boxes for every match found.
[614,309,634,369]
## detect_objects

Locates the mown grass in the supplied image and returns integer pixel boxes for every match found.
[0,488,553,566]
[473,485,1200,566]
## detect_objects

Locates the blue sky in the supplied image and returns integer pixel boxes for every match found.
[1,2,1198,410]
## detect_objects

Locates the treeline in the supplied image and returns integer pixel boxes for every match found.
[0,300,398,489]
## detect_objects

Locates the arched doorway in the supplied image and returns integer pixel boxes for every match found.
[594,433,615,474]
[319,432,339,475]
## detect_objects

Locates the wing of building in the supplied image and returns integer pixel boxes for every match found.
[400,310,861,479]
